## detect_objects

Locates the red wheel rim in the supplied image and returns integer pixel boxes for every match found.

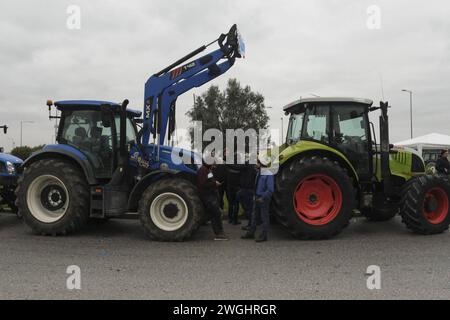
[293,174,343,226]
[423,187,449,225]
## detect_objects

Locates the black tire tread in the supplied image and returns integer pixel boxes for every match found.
[138,178,203,242]
[400,175,450,235]
[15,159,89,236]
[273,156,356,240]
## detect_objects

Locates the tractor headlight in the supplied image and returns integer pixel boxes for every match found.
[6,161,15,175]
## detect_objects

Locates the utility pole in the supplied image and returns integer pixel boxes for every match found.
[402,89,413,139]
[281,117,284,142]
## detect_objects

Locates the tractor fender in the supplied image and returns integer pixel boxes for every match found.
[280,147,360,185]
[23,145,98,185]
[127,169,185,212]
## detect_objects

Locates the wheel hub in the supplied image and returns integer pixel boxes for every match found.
[149,192,189,232]
[425,197,438,213]
[293,174,343,226]
[423,187,449,225]
[41,185,66,211]
[308,194,318,204]
[163,203,179,219]
[26,174,70,223]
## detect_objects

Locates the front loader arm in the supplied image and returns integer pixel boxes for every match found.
[156,57,236,145]
[142,25,243,148]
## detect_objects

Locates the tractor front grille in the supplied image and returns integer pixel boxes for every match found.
[393,152,408,165]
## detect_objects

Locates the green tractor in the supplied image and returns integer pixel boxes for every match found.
[272,97,450,239]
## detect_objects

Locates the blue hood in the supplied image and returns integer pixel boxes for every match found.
[0,153,23,164]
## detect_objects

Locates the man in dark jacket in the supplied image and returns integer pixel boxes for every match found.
[225,151,242,225]
[242,155,274,242]
[197,156,228,241]
[238,155,257,231]
[212,154,227,209]
[436,149,449,175]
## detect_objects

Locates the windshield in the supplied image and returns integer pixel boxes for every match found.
[286,112,304,144]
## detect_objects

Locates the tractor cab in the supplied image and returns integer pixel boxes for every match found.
[284,97,374,180]
[52,100,141,180]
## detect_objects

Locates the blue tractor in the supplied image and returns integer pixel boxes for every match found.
[0,125,23,214]
[16,25,245,241]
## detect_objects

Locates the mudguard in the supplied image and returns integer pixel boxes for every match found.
[23,144,98,185]
[127,169,182,212]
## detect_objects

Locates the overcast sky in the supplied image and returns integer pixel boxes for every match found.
[1,0,449,150]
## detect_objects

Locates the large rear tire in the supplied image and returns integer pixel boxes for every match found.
[273,156,356,239]
[139,178,203,241]
[400,175,450,235]
[16,159,90,235]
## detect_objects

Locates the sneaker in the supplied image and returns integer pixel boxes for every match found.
[241,225,250,231]
[241,232,255,240]
[214,233,229,241]
[255,234,267,243]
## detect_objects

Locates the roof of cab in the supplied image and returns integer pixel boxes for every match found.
[283,97,374,112]
[54,100,142,117]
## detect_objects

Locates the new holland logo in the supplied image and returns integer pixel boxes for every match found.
[170,62,196,79]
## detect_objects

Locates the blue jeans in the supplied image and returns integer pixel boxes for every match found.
[237,189,254,223]
[250,197,270,236]
[227,187,240,223]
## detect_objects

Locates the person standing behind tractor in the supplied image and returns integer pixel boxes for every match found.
[436,149,449,176]
[226,151,242,225]
[197,156,229,241]
[242,155,274,242]
[238,154,257,231]
[212,151,227,209]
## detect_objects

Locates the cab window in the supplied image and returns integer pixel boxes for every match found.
[302,105,330,144]
[331,105,370,177]
[60,109,114,178]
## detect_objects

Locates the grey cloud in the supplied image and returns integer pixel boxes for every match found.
[0,0,449,150]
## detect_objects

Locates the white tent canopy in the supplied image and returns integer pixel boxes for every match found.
[395,133,450,154]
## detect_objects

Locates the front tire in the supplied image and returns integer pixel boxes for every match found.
[273,156,356,239]
[139,178,203,241]
[16,159,89,235]
[400,175,450,234]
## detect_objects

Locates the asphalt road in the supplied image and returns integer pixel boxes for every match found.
[0,212,449,300]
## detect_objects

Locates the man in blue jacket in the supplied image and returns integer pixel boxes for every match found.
[241,155,274,242]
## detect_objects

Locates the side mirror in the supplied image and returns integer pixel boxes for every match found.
[0,147,4,153]
[2,125,7,134]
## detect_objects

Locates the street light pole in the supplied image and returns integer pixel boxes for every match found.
[402,89,413,139]
[281,117,284,141]
[20,120,34,147]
